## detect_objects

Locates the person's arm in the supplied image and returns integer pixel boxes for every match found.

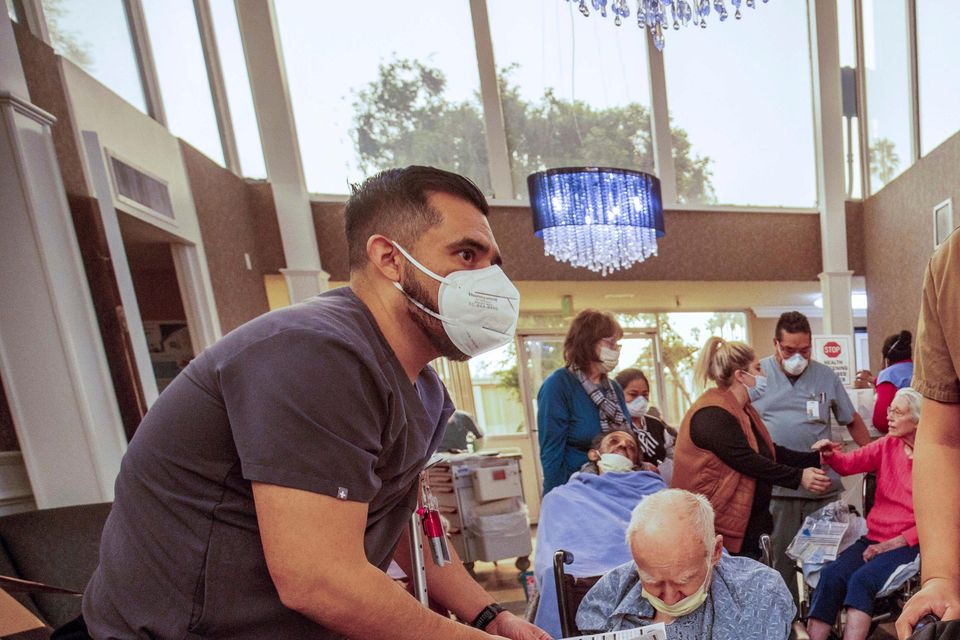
[871,381,897,433]
[538,375,572,495]
[772,443,822,469]
[253,483,507,639]
[833,376,872,446]
[822,438,881,476]
[845,413,872,447]
[392,524,550,639]
[690,408,811,489]
[897,399,960,638]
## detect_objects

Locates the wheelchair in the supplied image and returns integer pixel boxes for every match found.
[796,472,922,639]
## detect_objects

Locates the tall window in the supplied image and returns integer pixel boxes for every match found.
[142,0,224,165]
[862,0,912,192]
[487,0,654,199]
[209,0,266,178]
[41,0,147,112]
[916,0,960,156]
[274,0,489,195]
[468,343,526,436]
[838,0,862,199]
[662,1,816,207]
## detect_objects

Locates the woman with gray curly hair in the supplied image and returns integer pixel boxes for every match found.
[807,387,923,640]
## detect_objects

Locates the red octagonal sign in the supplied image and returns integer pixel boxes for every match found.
[823,341,842,358]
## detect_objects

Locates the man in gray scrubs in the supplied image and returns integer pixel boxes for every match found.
[751,311,871,604]
[83,167,550,640]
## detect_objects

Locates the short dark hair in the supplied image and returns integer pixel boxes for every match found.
[882,330,912,363]
[615,368,649,390]
[775,311,812,341]
[564,309,623,371]
[589,429,639,452]
[344,166,489,271]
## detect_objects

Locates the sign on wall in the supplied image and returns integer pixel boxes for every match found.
[813,335,854,387]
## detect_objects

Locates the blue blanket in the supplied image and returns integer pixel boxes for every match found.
[533,471,666,638]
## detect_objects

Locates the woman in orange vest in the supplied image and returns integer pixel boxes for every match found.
[671,337,832,560]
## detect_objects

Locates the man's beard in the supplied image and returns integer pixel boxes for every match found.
[400,264,469,362]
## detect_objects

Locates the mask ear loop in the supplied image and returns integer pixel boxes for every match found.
[391,241,450,285]
[390,241,459,325]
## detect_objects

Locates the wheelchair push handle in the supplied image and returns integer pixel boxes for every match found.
[914,614,940,632]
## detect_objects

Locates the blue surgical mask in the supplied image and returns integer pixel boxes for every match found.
[745,371,767,394]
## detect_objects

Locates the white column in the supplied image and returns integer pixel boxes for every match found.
[470,0,514,200]
[645,34,678,206]
[235,0,328,302]
[809,0,854,336]
[0,11,127,507]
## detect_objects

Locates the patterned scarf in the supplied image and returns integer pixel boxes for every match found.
[574,368,630,433]
[631,414,662,460]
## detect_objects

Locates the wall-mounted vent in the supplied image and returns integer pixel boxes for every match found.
[110,156,174,219]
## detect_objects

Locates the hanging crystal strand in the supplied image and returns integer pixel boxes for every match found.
[714,0,728,22]
[730,0,741,19]
[671,1,679,29]
[580,0,590,17]
[746,0,754,8]
[637,0,647,29]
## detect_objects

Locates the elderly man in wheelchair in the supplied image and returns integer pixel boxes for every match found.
[803,388,922,640]
[575,489,795,639]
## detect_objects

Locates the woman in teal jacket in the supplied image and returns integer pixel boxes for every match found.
[538,309,631,495]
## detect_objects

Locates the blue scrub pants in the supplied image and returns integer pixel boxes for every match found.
[808,536,920,624]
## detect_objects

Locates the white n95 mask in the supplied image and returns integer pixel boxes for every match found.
[781,352,809,376]
[598,452,635,473]
[392,242,520,358]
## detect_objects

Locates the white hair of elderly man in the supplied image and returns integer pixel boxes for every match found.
[625,488,717,559]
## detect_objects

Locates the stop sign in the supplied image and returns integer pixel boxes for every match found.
[823,341,842,358]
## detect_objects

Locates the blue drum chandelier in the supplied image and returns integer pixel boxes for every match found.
[570,0,769,50]
[527,168,665,276]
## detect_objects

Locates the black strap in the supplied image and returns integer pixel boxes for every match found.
[470,603,504,630]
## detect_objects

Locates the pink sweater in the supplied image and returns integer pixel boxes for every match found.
[827,436,918,547]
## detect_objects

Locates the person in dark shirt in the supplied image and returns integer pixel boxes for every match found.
[672,337,831,560]
[82,167,549,640]
[440,410,484,452]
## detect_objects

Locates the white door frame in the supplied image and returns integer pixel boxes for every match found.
[82,130,160,408]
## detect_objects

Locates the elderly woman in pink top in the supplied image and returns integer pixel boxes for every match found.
[805,387,922,640]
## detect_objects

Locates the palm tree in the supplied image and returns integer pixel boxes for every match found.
[870,138,900,186]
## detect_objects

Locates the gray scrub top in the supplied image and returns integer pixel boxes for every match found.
[751,356,856,498]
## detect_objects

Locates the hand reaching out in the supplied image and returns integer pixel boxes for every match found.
[801,467,832,494]
[811,439,842,461]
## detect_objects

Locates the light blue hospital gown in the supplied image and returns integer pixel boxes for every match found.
[576,554,795,640]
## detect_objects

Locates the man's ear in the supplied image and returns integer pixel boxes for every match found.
[712,535,724,564]
[366,235,402,282]
[587,449,600,462]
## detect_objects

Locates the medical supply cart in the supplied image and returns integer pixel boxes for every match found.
[425,452,532,572]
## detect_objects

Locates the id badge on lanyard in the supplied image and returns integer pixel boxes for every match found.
[806,393,826,423]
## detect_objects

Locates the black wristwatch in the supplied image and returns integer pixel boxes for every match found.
[470,603,505,630]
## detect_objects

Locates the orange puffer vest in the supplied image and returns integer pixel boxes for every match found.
[671,387,775,553]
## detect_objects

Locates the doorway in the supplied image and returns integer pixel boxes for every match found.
[118,213,196,395]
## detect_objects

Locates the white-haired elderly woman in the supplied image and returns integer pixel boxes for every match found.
[576,489,795,639]
[807,387,922,640]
